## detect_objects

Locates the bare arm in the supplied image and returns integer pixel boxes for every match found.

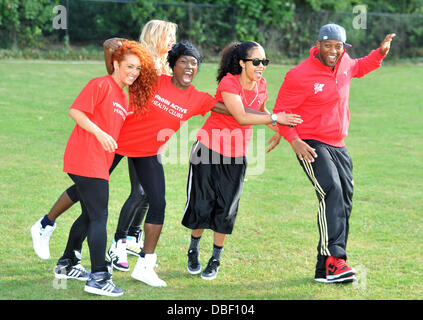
[211,101,271,116]
[68,108,117,153]
[213,99,286,152]
[103,37,126,74]
[221,91,302,126]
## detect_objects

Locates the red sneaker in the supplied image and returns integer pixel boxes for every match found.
[326,256,355,280]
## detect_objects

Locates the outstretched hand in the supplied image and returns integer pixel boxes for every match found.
[379,33,396,56]
[276,112,303,127]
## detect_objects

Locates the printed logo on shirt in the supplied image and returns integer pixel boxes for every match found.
[314,83,325,94]
[152,94,188,119]
[113,102,127,120]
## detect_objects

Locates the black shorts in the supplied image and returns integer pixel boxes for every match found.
[181,141,247,234]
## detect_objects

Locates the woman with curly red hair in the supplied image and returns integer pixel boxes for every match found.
[52,40,157,297]
[30,21,176,267]
[115,41,158,118]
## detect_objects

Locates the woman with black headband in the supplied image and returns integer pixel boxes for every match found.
[112,41,213,287]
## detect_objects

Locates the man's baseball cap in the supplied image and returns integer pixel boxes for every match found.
[318,23,352,47]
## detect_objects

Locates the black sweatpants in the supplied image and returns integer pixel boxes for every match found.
[298,140,354,266]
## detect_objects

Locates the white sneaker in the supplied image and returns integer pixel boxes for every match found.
[126,234,143,256]
[30,217,56,260]
[131,253,167,287]
[106,239,129,271]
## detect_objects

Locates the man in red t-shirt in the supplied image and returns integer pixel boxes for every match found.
[273,24,395,284]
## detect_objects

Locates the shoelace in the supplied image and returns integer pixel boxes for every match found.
[206,259,219,271]
[333,257,348,269]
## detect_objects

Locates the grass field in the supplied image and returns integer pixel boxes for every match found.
[0,59,422,302]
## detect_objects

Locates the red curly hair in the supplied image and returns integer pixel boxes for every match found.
[112,40,157,117]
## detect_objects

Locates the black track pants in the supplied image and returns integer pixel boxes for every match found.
[298,140,354,261]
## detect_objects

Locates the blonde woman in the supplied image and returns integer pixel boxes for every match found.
[103,20,178,271]
[104,19,177,76]
[140,19,176,75]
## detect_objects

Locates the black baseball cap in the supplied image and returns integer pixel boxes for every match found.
[318,24,352,47]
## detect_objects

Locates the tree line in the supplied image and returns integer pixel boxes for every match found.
[1,0,422,59]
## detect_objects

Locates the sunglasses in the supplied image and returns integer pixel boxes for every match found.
[243,58,270,66]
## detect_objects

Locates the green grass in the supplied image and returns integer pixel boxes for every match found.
[0,60,422,301]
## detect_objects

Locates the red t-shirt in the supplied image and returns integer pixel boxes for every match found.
[198,73,268,157]
[63,75,128,180]
[116,75,217,157]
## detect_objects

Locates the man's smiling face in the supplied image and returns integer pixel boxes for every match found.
[316,40,345,68]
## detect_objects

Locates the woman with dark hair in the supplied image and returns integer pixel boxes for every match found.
[181,41,302,280]
[116,40,227,287]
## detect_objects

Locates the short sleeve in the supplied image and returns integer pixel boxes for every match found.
[196,91,218,116]
[70,78,108,114]
[217,73,241,96]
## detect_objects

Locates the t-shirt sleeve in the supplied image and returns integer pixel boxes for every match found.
[196,91,218,116]
[217,74,240,96]
[70,78,107,114]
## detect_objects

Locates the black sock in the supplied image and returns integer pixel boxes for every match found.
[41,214,55,228]
[212,244,223,261]
[189,235,201,251]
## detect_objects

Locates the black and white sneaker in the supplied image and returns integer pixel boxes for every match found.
[54,257,90,281]
[84,271,123,297]
[106,239,129,272]
[201,257,220,280]
[187,249,202,275]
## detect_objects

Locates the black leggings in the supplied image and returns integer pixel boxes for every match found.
[126,155,166,225]
[63,154,165,253]
[114,158,149,240]
[66,156,149,241]
[63,174,109,273]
